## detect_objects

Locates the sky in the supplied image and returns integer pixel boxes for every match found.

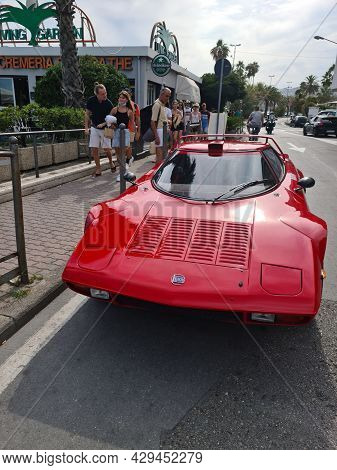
[2,0,337,89]
[76,0,337,89]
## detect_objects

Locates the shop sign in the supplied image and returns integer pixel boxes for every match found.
[151,54,171,77]
[0,55,134,70]
[0,1,95,46]
[150,21,179,64]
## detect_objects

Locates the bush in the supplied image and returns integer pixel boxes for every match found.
[226,116,244,132]
[0,104,85,132]
[0,106,21,132]
[35,56,129,108]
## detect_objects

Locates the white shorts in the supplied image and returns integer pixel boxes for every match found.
[89,127,112,149]
[155,128,163,147]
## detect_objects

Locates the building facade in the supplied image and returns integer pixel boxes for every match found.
[0,46,201,108]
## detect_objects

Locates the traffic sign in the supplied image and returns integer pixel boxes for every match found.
[214,59,232,80]
[151,54,171,77]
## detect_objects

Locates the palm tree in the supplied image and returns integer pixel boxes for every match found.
[304,75,319,96]
[246,62,260,85]
[55,0,84,107]
[210,39,230,61]
[321,64,335,88]
[235,60,247,82]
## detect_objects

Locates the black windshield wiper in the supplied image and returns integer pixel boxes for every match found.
[212,179,274,204]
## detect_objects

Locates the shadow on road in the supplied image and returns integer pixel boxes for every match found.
[4,298,337,449]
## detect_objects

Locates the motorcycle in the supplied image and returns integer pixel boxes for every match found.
[265,119,276,135]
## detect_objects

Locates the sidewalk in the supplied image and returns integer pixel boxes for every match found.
[0,154,155,342]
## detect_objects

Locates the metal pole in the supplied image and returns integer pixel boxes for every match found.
[119,123,126,194]
[9,137,29,285]
[33,134,39,178]
[216,58,225,135]
[162,121,168,160]
[232,45,236,69]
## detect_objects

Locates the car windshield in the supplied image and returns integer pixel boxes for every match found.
[153,152,277,201]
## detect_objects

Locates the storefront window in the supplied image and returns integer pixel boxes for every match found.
[0,78,16,107]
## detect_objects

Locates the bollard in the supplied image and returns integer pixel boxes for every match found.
[162,121,168,161]
[32,134,40,178]
[9,137,29,285]
[119,123,126,194]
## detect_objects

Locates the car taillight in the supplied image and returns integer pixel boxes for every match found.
[84,212,95,232]
[316,122,324,127]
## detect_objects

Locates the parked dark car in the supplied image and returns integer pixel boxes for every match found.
[290,115,308,128]
[303,115,337,137]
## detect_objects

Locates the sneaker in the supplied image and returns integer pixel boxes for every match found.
[116,174,120,182]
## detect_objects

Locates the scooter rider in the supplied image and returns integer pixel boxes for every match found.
[247,106,264,140]
[265,112,276,134]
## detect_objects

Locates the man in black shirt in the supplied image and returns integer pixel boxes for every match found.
[85,83,114,176]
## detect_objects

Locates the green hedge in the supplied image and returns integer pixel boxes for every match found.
[226,116,244,132]
[0,104,85,132]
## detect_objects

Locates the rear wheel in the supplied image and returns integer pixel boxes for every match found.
[303,127,307,136]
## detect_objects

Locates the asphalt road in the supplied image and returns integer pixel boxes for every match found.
[0,122,336,450]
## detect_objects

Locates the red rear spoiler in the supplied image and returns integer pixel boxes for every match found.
[178,134,284,155]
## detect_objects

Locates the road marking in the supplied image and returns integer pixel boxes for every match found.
[287,142,306,153]
[279,130,337,146]
[0,294,86,396]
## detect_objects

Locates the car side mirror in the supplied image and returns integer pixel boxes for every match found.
[295,177,315,191]
[123,171,137,185]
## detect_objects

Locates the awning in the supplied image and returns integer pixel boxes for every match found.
[175,75,201,103]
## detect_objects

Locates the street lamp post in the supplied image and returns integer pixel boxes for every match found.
[314,35,337,45]
[286,81,292,116]
[230,43,241,68]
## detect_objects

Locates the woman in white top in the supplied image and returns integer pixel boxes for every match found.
[190,103,201,134]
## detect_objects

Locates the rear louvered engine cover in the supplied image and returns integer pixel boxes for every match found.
[127,216,251,269]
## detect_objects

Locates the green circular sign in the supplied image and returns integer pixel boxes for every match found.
[151,54,171,77]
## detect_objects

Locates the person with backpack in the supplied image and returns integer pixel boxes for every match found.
[151,88,171,164]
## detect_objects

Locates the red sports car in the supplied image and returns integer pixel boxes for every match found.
[62,135,327,326]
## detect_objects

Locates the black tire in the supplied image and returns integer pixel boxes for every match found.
[313,129,319,137]
[303,127,307,136]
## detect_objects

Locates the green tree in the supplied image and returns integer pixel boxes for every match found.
[235,61,247,82]
[35,56,129,107]
[200,72,246,110]
[304,75,319,96]
[321,64,335,88]
[55,0,84,107]
[245,62,260,85]
[210,39,230,61]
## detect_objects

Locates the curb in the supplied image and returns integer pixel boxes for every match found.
[0,278,66,345]
[0,160,112,204]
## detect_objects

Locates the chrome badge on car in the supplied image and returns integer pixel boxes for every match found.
[171,274,186,285]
